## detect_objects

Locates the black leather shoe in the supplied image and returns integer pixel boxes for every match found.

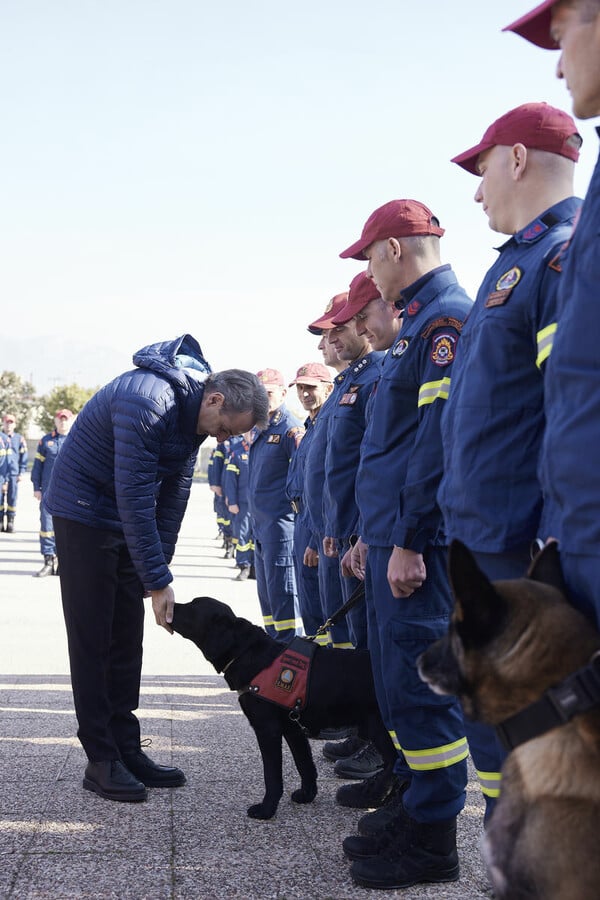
[83,760,147,802]
[121,749,186,787]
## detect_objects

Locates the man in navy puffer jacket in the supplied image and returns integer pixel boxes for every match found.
[45,334,268,803]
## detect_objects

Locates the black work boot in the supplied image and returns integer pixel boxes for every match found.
[334,741,384,780]
[350,816,459,889]
[357,778,410,835]
[343,802,410,860]
[6,517,15,534]
[35,555,55,578]
[322,735,368,762]
[336,767,398,809]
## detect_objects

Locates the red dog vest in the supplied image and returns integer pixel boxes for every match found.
[249,637,318,711]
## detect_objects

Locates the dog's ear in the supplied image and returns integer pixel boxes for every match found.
[447,540,507,646]
[527,541,568,596]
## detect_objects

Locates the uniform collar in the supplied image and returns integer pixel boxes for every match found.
[334,351,379,384]
[269,406,285,426]
[496,196,582,251]
[400,265,456,318]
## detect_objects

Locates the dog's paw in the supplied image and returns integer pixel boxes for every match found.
[291,784,318,805]
[247,802,277,820]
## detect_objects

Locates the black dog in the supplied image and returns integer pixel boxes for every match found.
[172,596,396,819]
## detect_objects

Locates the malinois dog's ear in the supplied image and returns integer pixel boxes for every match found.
[527,541,568,596]
[447,539,507,647]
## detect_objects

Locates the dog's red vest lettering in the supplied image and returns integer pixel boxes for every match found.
[249,637,317,710]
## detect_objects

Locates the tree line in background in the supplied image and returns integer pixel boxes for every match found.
[0,370,98,435]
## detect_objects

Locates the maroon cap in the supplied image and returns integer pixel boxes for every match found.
[289,362,333,387]
[256,368,285,388]
[3,414,15,423]
[307,292,349,335]
[340,199,445,261]
[331,272,382,325]
[55,408,74,419]
[503,1,558,50]
[452,102,581,175]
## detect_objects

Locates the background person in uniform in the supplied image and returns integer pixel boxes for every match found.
[338,200,472,891]
[1,413,28,533]
[45,334,268,803]
[504,0,600,632]
[207,440,234,556]
[223,429,255,581]
[31,408,76,577]
[248,369,304,642]
[438,101,582,820]
[286,362,334,637]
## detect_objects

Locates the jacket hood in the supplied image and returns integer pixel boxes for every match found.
[132,334,213,433]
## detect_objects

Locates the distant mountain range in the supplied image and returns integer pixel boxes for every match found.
[0,335,132,395]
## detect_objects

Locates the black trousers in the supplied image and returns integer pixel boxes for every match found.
[54,516,145,761]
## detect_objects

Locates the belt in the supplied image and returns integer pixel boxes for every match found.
[290,498,303,514]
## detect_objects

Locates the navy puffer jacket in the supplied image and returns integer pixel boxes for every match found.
[46,334,211,591]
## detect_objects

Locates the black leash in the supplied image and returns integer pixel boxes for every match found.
[304,581,366,642]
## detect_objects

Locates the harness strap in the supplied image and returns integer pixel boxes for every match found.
[305,581,365,641]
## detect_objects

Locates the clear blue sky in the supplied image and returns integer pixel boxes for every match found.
[1,0,596,389]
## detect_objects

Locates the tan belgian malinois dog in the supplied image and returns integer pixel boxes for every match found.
[418,540,600,900]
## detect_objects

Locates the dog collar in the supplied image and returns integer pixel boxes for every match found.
[496,650,600,751]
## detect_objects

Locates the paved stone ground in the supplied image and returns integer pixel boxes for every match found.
[0,483,493,899]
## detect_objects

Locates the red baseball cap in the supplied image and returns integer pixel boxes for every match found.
[256,368,285,388]
[3,414,15,423]
[340,200,444,261]
[331,272,382,325]
[503,1,558,50]
[55,408,74,419]
[307,292,349,335]
[289,362,333,387]
[452,102,580,175]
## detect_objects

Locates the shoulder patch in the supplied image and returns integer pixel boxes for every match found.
[287,426,304,448]
[522,221,548,241]
[420,316,464,340]
[430,332,457,367]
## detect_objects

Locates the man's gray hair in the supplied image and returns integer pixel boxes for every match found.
[206,369,269,428]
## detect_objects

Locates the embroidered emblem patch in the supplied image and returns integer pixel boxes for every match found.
[267,434,281,444]
[392,338,411,358]
[406,300,421,317]
[485,289,512,308]
[496,267,522,292]
[275,667,296,691]
[430,333,456,367]
[339,393,358,405]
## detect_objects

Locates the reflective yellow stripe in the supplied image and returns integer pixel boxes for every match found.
[263,615,274,628]
[35,452,46,462]
[273,617,301,632]
[226,462,240,474]
[418,377,451,408]
[401,737,469,771]
[315,633,330,646]
[237,540,253,552]
[476,769,502,798]
[40,530,54,538]
[214,450,225,459]
[389,730,401,753]
[332,641,354,649]
[536,322,557,368]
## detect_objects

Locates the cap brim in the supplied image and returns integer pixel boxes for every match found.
[503,1,558,50]
[289,377,328,387]
[451,141,491,175]
[307,315,337,334]
[339,240,368,261]
[331,300,364,325]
